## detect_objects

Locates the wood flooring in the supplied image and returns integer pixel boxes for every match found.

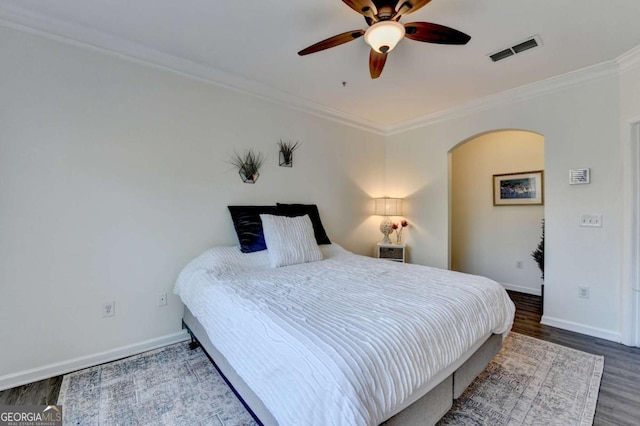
[0,376,61,406]
[1,291,639,425]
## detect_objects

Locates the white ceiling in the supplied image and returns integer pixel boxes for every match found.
[2,0,640,130]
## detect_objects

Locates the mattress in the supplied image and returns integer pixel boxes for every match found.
[174,244,515,426]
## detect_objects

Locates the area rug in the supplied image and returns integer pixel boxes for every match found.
[57,332,603,425]
[437,332,603,426]
[57,343,255,426]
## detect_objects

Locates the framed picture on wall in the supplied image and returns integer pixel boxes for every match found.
[493,170,544,206]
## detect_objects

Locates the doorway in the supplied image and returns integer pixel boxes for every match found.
[449,130,545,310]
[625,121,640,346]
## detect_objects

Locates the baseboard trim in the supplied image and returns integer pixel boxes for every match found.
[499,282,542,296]
[540,315,621,343]
[0,330,190,391]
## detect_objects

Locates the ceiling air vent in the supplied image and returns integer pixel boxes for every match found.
[488,35,542,62]
[489,48,514,62]
[512,38,538,53]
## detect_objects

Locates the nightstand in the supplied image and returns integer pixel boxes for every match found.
[376,243,407,263]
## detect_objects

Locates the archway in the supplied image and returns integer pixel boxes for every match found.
[449,130,545,303]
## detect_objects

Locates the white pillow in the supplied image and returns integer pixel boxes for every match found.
[259,214,323,268]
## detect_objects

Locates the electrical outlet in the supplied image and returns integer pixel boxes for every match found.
[102,301,115,317]
[580,214,602,228]
[158,293,167,307]
[578,286,590,299]
[516,260,524,269]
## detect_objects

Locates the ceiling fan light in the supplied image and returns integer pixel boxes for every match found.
[364,21,406,53]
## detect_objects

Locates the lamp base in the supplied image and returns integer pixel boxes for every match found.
[380,217,393,244]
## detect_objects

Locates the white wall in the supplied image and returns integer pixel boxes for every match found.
[451,131,544,295]
[0,26,385,385]
[386,74,623,341]
[621,63,640,118]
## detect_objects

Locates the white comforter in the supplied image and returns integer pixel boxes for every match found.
[174,244,515,426]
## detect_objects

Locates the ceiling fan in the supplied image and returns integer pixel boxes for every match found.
[298,0,471,79]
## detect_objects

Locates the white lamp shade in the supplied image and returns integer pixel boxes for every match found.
[374,198,403,216]
[364,21,406,54]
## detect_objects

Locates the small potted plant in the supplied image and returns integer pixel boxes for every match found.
[531,219,545,309]
[229,150,265,183]
[278,140,300,167]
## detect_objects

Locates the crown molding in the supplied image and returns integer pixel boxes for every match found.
[385,60,620,135]
[0,5,387,135]
[617,44,640,73]
[1,3,637,138]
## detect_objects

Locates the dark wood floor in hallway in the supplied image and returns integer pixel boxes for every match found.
[1,291,639,424]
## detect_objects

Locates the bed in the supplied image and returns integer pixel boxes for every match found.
[174,243,515,426]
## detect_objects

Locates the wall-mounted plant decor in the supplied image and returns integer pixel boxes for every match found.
[278,140,300,167]
[229,150,265,184]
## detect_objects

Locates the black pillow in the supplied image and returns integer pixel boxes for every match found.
[228,205,278,253]
[276,203,331,245]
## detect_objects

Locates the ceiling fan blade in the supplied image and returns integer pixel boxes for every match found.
[404,22,471,45]
[369,49,388,79]
[396,0,433,16]
[298,30,365,56]
[342,0,378,20]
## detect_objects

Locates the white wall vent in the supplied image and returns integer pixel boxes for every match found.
[488,35,543,62]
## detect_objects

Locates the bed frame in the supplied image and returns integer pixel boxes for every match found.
[182,307,502,426]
